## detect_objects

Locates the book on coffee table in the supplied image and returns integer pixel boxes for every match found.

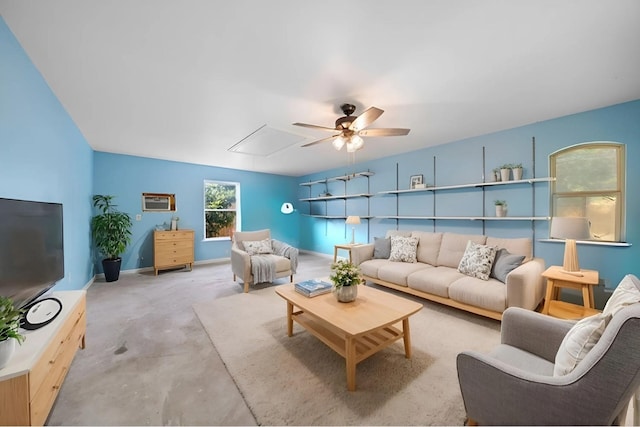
[295,279,332,297]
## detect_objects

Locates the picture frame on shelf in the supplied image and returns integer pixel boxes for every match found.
[410,174,423,189]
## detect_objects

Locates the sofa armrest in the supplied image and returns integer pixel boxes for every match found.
[500,307,574,362]
[505,257,546,311]
[350,243,374,266]
[231,244,251,281]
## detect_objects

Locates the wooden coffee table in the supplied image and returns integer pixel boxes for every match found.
[275,283,423,391]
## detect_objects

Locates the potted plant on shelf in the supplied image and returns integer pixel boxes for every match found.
[499,164,512,182]
[0,297,25,369]
[511,163,523,180]
[492,167,501,182]
[494,200,507,217]
[91,195,132,282]
[330,260,362,303]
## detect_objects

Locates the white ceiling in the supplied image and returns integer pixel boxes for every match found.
[2,0,639,177]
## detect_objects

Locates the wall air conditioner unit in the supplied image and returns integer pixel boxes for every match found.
[142,193,176,212]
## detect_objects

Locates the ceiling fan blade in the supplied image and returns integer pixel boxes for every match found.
[301,134,340,147]
[358,128,411,137]
[349,106,384,132]
[292,122,337,132]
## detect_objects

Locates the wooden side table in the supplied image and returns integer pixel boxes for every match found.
[541,265,600,319]
[333,243,361,262]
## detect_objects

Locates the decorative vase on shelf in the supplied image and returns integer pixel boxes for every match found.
[512,167,523,180]
[495,205,507,217]
[500,168,511,182]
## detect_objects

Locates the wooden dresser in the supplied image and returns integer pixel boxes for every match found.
[153,229,195,275]
[0,291,86,426]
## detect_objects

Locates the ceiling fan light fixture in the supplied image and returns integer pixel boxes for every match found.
[350,135,364,151]
[332,135,346,150]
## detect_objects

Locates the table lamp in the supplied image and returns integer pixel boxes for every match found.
[345,215,361,244]
[549,216,591,276]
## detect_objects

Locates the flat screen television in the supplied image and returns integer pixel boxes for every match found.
[0,197,64,309]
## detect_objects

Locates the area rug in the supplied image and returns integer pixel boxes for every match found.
[193,285,501,426]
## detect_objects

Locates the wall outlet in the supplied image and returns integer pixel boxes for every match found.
[135,214,142,221]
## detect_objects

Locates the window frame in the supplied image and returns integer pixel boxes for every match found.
[203,180,241,241]
[549,142,626,242]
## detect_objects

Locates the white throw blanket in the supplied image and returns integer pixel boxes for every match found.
[250,240,298,283]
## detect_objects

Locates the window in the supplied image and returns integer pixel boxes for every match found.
[550,142,625,242]
[204,180,240,239]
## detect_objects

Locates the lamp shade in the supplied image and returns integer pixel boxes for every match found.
[550,217,590,240]
[280,202,294,214]
[345,215,361,225]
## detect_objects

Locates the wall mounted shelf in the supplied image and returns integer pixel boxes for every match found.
[378,177,555,195]
[375,215,551,221]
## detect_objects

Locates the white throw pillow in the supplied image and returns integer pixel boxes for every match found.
[389,236,419,263]
[602,274,640,317]
[457,241,497,281]
[243,239,273,255]
[553,312,611,376]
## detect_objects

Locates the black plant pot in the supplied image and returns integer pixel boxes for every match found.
[102,258,122,282]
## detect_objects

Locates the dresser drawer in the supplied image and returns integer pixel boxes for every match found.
[29,297,86,400]
[154,230,193,241]
[155,240,193,251]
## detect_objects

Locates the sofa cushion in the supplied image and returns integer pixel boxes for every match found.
[490,248,526,283]
[437,233,487,268]
[458,241,497,281]
[389,236,419,263]
[407,266,464,298]
[378,262,431,287]
[486,236,532,263]
[359,259,389,279]
[448,276,507,313]
[373,237,391,259]
[603,274,640,317]
[553,312,612,376]
[385,230,413,238]
[412,231,443,265]
[243,239,273,255]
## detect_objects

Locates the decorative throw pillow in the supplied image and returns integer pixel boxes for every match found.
[243,239,273,256]
[554,312,612,376]
[389,236,419,263]
[457,241,497,281]
[603,274,640,317]
[490,248,526,283]
[373,237,391,259]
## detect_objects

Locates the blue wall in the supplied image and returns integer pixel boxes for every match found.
[3,14,638,292]
[0,17,94,291]
[93,152,300,272]
[298,100,640,289]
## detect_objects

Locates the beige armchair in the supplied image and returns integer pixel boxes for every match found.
[231,229,298,293]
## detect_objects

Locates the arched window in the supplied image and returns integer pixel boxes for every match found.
[550,142,625,242]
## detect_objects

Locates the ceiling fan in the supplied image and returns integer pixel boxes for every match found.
[293,104,410,152]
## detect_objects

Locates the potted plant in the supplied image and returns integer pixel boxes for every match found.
[329,260,362,303]
[494,200,507,217]
[492,167,501,182]
[0,297,25,369]
[511,163,523,180]
[91,195,133,282]
[499,164,512,182]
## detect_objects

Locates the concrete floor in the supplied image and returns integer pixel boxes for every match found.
[46,252,332,426]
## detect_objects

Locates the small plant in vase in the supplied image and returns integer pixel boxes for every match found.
[494,200,507,217]
[330,260,362,303]
[0,296,25,369]
[492,167,501,182]
[511,163,523,180]
[499,164,512,182]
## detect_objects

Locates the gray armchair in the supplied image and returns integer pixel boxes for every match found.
[457,305,640,425]
[231,229,298,293]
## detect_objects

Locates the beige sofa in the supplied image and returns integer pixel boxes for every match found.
[350,231,546,320]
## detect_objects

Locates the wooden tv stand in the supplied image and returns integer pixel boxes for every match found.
[0,291,86,426]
